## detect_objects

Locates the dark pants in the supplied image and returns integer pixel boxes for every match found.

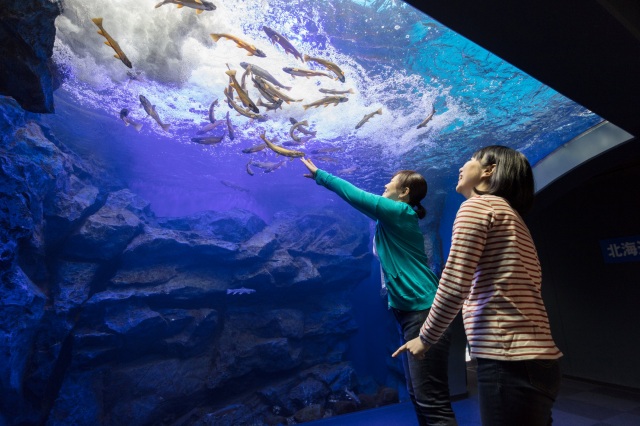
[477,357,561,426]
[393,308,458,426]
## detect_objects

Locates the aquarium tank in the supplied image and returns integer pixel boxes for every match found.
[1,0,604,425]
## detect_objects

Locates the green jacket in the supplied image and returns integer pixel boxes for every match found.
[315,169,438,311]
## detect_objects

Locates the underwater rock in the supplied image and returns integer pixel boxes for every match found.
[46,370,104,426]
[293,403,325,423]
[53,261,99,314]
[158,209,266,243]
[289,377,330,408]
[62,190,143,261]
[0,266,46,425]
[0,0,61,113]
[109,264,179,287]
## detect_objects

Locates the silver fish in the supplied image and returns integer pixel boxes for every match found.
[417,107,436,129]
[319,88,354,95]
[355,108,382,129]
[139,95,170,131]
[251,160,286,173]
[240,62,291,90]
[119,108,143,131]
[155,0,216,14]
[191,131,225,144]
[263,26,303,61]
[225,111,235,140]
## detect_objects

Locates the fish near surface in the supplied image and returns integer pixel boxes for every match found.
[240,62,291,90]
[251,160,286,173]
[91,17,132,68]
[319,88,354,95]
[282,67,333,79]
[139,95,170,131]
[417,107,436,129]
[260,133,305,158]
[224,87,268,121]
[304,54,346,82]
[226,69,259,113]
[253,76,302,104]
[225,111,235,140]
[302,95,348,110]
[355,108,383,129]
[211,33,266,57]
[155,0,216,14]
[191,131,226,144]
[262,26,304,61]
[119,108,143,131]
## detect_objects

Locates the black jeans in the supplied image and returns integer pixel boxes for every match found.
[393,308,458,426]
[477,357,561,426]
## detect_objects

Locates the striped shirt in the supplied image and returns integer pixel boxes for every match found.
[420,195,562,360]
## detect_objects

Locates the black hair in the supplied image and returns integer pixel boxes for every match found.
[393,170,428,219]
[472,145,535,215]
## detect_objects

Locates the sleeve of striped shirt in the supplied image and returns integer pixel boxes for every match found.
[420,197,494,344]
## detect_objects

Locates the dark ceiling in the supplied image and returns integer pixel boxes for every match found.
[405,0,640,138]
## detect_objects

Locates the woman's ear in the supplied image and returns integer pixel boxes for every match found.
[482,164,496,178]
[401,186,410,199]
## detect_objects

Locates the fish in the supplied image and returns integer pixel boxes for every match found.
[197,119,225,134]
[154,0,216,14]
[417,107,436,129]
[262,26,303,61]
[251,159,286,173]
[319,88,354,95]
[337,165,359,175]
[240,64,251,91]
[282,67,333,79]
[355,108,382,129]
[253,76,302,104]
[252,76,283,104]
[256,97,283,111]
[225,111,235,140]
[224,87,268,121]
[210,33,266,57]
[226,69,259,113]
[302,95,348,110]
[246,161,255,176]
[304,54,346,82]
[311,147,343,154]
[289,119,311,142]
[260,133,305,158]
[313,155,339,163]
[226,287,256,295]
[119,108,143,131]
[220,180,249,192]
[282,140,304,147]
[242,143,267,153]
[208,99,218,123]
[240,62,291,90]
[290,118,317,137]
[191,132,225,144]
[139,95,170,131]
[91,17,132,68]
[344,387,361,405]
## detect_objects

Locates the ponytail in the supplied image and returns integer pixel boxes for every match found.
[393,170,428,220]
[414,203,426,220]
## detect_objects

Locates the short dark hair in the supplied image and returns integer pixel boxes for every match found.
[393,170,428,219]
[472,145,534,215]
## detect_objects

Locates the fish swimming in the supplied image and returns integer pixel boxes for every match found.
[91,17,132,68]
[262,26,304,61]
[260,133,305,158]
[154,0,216,14]
[355,108,382,129]
[225,111,235,140]
[242,143,267,153]
[302,95,348,110]
[253,76,302,104]
[319,88,354,95]
[226,287,256,295]
[289,117,317,137]
[289,119,313,142]
[224,87,268,121]
[311,147,343,154]
[252,76,283,104]
[256,98,283,111]
[208,99,218,123]
[240,62,291,90]
[210,33,266,57]
[344,387,361,405]
[246,161,255,176]
[304,54,346,82]
[191,132,225,145]
[282,67,334,79]
[197,119,225,134]
[139,95,170,131]
[226,69,259,113]
[251,159,286,173]
[417,107,436,129]
[119,109,143,131]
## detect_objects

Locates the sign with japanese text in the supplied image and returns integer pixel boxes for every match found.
[600,235,640,263]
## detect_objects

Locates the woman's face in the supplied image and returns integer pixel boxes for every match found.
[382,175,407,201]
[456,157,486,199]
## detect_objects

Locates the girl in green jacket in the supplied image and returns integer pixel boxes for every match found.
[301,158,457,426]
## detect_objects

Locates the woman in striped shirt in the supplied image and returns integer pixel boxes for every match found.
[393,146,562,425]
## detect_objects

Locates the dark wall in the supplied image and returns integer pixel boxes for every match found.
[528,138,640,389]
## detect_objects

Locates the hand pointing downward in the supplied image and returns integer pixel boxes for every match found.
[392,336,431,359]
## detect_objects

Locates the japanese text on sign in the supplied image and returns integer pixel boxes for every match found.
[600,235,640,263]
